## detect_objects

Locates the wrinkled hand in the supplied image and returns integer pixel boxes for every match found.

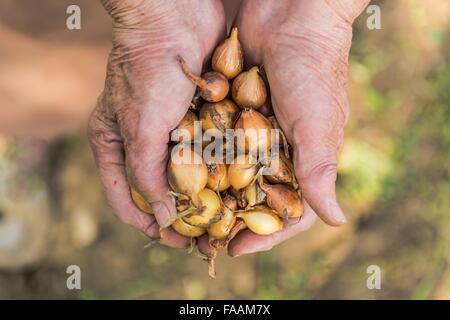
[88,0,225,247]
[225,0,370,256]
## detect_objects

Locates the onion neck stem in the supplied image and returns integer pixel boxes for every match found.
[178,55,206,88]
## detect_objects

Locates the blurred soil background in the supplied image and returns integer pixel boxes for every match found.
[0,0,449,299]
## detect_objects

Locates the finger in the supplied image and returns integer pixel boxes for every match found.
[266,53,349,226]
[159,227,191,249]
[288,87,348,226]
[123,122,177,228]
[88,103,189,248]
[293,136,346,226]
[228,202,317,257]
[117,60,201,228]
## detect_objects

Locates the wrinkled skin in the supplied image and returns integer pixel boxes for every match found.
[223,0,371,256]
[89,0,225,248]
[89,0,369,253]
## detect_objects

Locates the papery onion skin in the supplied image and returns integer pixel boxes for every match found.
[244,181,266,208]
[178,56,229,102]
[167,145,208,203]
[236,205,283,235]
[172,218,206,237]
[234,109,273,154]
[265,152,295,185]
[212,27,243,80]
[200,100,239,135]
[130,187,153,214]
[200,72,230,102]
[183,188,222,227]
[232,66,267,109]
[228,154,258,190]
[207,163,230,192]
[259,182,303,218]
[172,110,199,143]
[207,194,237,240]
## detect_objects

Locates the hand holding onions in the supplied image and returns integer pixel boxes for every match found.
[130,28,305,277]
[91,0,369,276]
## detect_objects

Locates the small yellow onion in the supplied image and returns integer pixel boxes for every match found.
[209,219,247,250]
[206,163,230,192]
[232,66,267,109]
[183,188,222,227]
[171,218,206,237]
[234,109,273,154]
[228,154,258,190]
[212,27,243,79]
[200,100,239,135]
[259,182,303,219]
[130,187,153,214]
[207,193,237,240]
[178,56,229,102]
[167,144,208,204]
[264,152,295,185]
[236,205,283,235]
[172,110,200,143]
[244,181,266,208]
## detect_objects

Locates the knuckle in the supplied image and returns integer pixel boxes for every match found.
[142,217,159,238]
[116,106,141,144]
[304,159,337,183]
[295,144,337,183]
[325,0,371,23]
[101,0,152,26]
[88,102,117,144]
[88,120,119,155]
[128,172,166,205]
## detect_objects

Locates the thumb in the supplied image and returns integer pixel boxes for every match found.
[123,119,177,228]
[293,140,346,226]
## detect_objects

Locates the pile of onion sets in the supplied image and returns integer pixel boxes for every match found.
[130,28,303,278]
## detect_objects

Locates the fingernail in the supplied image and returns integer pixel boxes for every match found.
[152,200,176,228]
[328,199,347,225]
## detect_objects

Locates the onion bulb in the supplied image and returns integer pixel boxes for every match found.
[232,66,267,109]
[259,182,303,219]
[200,100,239,135]
[206,162,230,192]
[236,205,283,235]
[130,187,153,214]
[244,181,266,208]
[172,110,200,143]
[171,218,206,237]
[228,154,258,190]
[209,219,247,250]
[167,145,208,204]
[234,109,273,154]
[212,27,243,79]
[178,55,229,102]
[207,193,237,239]
[183,188,222,227]
[264,152,295,185]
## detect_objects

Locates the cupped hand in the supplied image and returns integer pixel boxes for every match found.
[226,0,370,256]
[88,0,225,248]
